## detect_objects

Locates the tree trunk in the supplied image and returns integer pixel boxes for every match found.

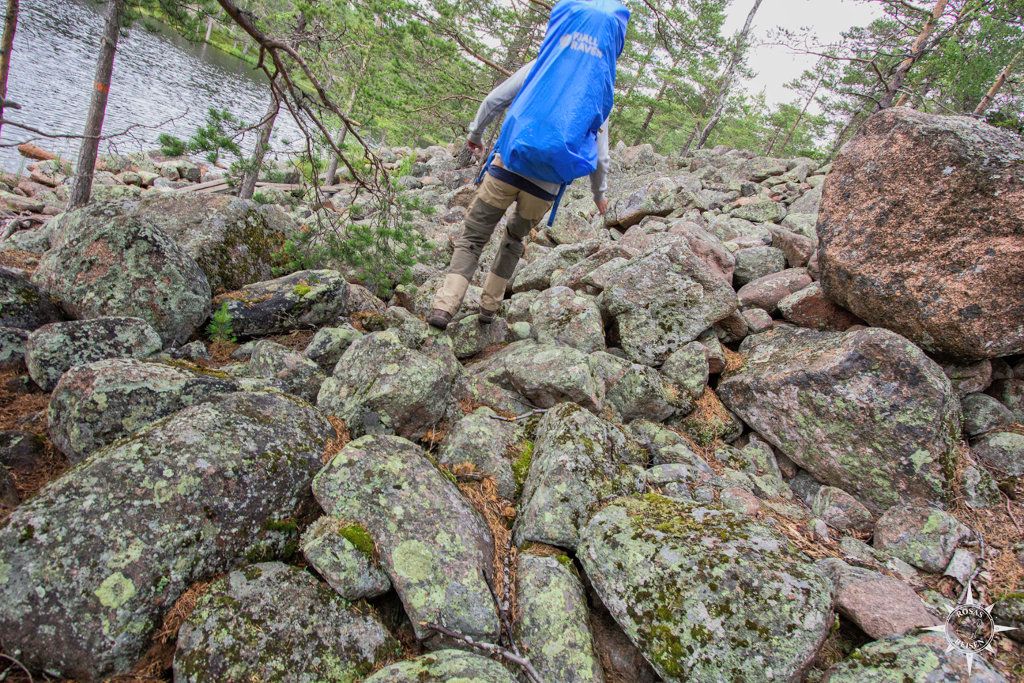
[238,90,278,199]
[769,71,824,156]
[204,16,214,43]
[69,0,126,209]
[633,75,672,145]
[974,48,1021,116]
[0,0,19,142]
[693,0,763,151]
[877,0,948,110]
[325,45,372,186]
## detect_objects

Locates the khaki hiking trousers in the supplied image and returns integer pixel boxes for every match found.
[433,163,554,315]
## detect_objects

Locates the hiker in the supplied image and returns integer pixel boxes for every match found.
[427,0,630,330]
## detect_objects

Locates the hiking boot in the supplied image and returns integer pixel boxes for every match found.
[478,308,496,324]
[427,309,453,330]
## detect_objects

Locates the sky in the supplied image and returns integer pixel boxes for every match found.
[723,0,884,105]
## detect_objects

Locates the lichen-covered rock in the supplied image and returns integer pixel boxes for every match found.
[737,268,812,313]
[0,325,28,368]
[589,351,678,421]
[731,198,785,223]
[578,494,832,682]
[303,324,363,372]
[25,316,162,391]
[822,632,1006,682]
[128,194,291,293]
[988,379,1024,422]
[301,516,391,600]
[961,393,1014,437]
[816,558,937,638]
[942,359,993,397]
[873,504,973,573]
[174,562,398,682]
[318,331,460,440]
[811,486,874,533]
[599,242,737,366]
[732,246,786,287]
[247,340,326,403]
[659,341,709,402]
[512,241,600,293]
[515,403,643,549]
[515,553,604,683]
[818,108,1024,359]
[48,357,238,462]
[0,391,333,679]
[971,430,1024,478]
[439,407,522,500]
[446,313,511,360]
[529,286,605,353]
[470,340,604,411]
[215,270,349,338]
[312,435,499,645]
[0,266,61,330]
[550,244,632,290]
[619,223,735,284]
[32,211,211,345]
[992,595,1024,645]
[718,325,961,515]
[364,650,517,683]
[606,176,677,229]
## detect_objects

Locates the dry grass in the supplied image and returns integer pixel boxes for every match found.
[115,579,215,682]
[721,347,747,373]
[323,415,351,464]
[205,339,238,367]
[447,462,518,622]
[268,329,315,351]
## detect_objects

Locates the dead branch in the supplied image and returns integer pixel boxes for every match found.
[423,622,545,683]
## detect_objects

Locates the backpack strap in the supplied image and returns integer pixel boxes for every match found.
[546,183,568,227]
[475,148,497,186]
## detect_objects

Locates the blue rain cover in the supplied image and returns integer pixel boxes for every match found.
[495,0,630,185]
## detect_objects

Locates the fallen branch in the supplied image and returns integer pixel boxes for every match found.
[0,653,33,682]
[489,408,547,422]
[423,622,544,683]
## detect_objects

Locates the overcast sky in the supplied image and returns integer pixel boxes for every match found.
[723,0,883,105]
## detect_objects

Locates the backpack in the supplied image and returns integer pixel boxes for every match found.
[483,0,630,224]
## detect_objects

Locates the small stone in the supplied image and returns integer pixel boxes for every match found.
[777,282,859,331]
[811,486,874,533]
[741,307,773,333]
[971,430,1024,478]
[303,324,362,372]
[943,547,977,585]
[529,287,605,353]
[736,268,812,313]
[942,359,993,396]
[0,326,28,369]
[247,340,326,403]
[961,393,1014,437]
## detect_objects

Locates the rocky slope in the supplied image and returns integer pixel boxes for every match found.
[0,107,1022,682]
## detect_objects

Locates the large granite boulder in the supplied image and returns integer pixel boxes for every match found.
[579,495,832,682]
[818,108,1024,358]
[48,358,238,462]
[529,286,605,353]
[470,340,604,411]
[515,553,605,683]
[174,562,398,682]
[0,266,61,330]
[439,407,523,500]
[312,435,499,645]
[873,504,973,573]
[25,316,162,391]
[515,403,643,550]
[719,325,961,514]
[317,331,461,440]
[32,209,211,345]
[0,392,333,679]
[215,270,349,339]
[599,242,736,366]
[48,195,292,294]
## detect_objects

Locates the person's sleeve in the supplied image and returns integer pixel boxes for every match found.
[467,60,535,145]
[590,120,611,202]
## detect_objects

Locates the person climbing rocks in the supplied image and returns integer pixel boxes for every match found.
[427,0,630,330]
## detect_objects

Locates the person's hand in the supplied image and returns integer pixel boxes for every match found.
[595,198,609,216]
[466,139,483,155]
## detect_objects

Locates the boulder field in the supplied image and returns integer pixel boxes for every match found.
[0,108,1020,681]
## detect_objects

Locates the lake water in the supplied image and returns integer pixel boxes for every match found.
[0,0,304,172]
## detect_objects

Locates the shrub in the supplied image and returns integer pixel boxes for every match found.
[207,302,236,343]
[157,133,187,158]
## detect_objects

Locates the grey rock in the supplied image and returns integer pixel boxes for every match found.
[303,324,363,372]
[174,562,398,682]
[822,632,1005,682]
[942,359,993,397]
[447,314,511,360]
[589,351,678,422]
[731,199,785,223]
[48,358,238,462]
[365,650,517,682]
[0,266,61,330]
[247,340,326,403]
[812,486,874,533]
[470,340,604,411]
[0,326,28,368]
[529,286,605,353]
[971,430,1024,478]
[439,407,523,500]
[217,269,349,338]
[873,505,973,573]
[25,317,162,391]
[736,268,812,313]
[515,403,643,550]
[515,553,604,683]
[301,516,392,600]
[733,246,787,287]
[660,341,709,402]
[312,435,499,645]
[579,494,832,682]
[0,391,333,679]
[961,393,1014,437]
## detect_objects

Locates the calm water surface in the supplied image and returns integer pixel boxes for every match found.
[0,0,303,172]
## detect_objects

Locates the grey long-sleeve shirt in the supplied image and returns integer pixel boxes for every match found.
[467,60,611,202]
